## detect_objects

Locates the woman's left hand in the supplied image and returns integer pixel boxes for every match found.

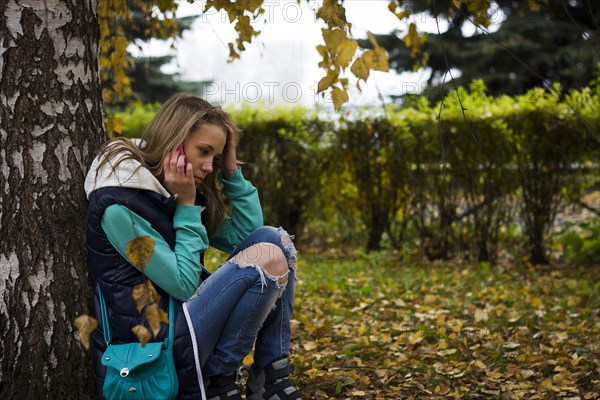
[218,123,238,179]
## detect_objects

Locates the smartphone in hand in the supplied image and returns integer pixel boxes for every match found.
[177,144,187,175]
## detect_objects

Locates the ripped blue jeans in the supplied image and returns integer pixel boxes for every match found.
[183,226,298,378]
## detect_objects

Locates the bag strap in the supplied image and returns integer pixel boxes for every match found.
[97,283,112,345]
[97,283,175,347]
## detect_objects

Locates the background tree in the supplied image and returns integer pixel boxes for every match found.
[101,1,211,113]
[123,2,211,104]
[367,0,600,102]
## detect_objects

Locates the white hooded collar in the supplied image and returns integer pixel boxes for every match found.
[84,138,171,200]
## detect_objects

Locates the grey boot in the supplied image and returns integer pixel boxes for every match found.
[246,358,301,400]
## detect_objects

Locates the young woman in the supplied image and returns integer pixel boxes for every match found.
[85,93,301,400]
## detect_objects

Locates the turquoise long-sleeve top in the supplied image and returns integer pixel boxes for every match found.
[100,167,263,301]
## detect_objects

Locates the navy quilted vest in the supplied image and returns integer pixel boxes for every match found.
[87,187,205,399]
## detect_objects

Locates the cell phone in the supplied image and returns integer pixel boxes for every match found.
[177,144,187,175]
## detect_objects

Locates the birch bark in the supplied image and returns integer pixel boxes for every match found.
[0,0,104,397]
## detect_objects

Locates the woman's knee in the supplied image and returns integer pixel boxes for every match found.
[232,243,289,285]
[246,226,282,245]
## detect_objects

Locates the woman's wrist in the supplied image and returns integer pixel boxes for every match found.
[174,194,196,206]
[220,166,240,180]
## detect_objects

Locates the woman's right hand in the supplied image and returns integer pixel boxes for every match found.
[164,149,196,206]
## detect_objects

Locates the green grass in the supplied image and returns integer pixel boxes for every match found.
[290,252,600,399]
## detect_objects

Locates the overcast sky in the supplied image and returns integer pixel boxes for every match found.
[131,1,502,109]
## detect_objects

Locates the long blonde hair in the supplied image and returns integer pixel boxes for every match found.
[96,93,240,237]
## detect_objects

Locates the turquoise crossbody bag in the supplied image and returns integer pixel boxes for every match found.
[98,284,179,399]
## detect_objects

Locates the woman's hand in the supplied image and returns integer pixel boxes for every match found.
[163,149,196,206]
[218,123,238,179]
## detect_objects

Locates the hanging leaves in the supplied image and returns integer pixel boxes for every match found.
[204,0,264,61]
[99,0,179,137]
[403,23,428,70]
[388,0,411,21]
[451,0,491,27]
[73,315,98,350]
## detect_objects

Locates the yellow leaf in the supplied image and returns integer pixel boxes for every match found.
[157,0,176,13]
[158,306,169,324]
[520,369,535,379]
[131,324,152,347]
[146,303,165,337]
[74,315,98,350]
[531,297,543,308]
[317,71,338,94]
[403,23,426,58]
[435,383,450,395]
[126,236,155,271]
[132,280,162,314]
[316,44,329,59]
[388,1,411,20]
[351,57,370,81]
[102,88,113,104]
[408,330,424,345]
[474,308,489,322]
[243,352,254,366]
[322,28,347,53]
[436,348,457,357]
[112,117,123,134]
[316,0,347,28]
[330,87,349,111]
[367,31,379,49]
[424,294,437,304]
[528,0,540,11]
[363,48,389,72]
[303,341,319,351]
[335,39,358,69]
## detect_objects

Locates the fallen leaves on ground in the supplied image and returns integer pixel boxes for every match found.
[290,253,600,398]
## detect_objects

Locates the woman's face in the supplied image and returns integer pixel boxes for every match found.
[182,123,227,186]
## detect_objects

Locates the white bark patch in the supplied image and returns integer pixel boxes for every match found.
[0,253,22,379]
[20,292,29,328]
[29,141,48,184]
[63,99,79,115]
[0,252,20,318]
[54,137,73,182]
[11,150,24,179]
[31,124,53,138]
[0,30,8,75]
[1,146,9,197]
[4,1,24,39]
[40,101,64,115]
[2,91,19,110]
[45,297,56,347]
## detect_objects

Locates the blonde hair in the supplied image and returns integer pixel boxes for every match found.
[96,93,240,237]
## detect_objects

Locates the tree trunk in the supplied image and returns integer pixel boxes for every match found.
[0,1,105,398]
[367,206,388,251]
